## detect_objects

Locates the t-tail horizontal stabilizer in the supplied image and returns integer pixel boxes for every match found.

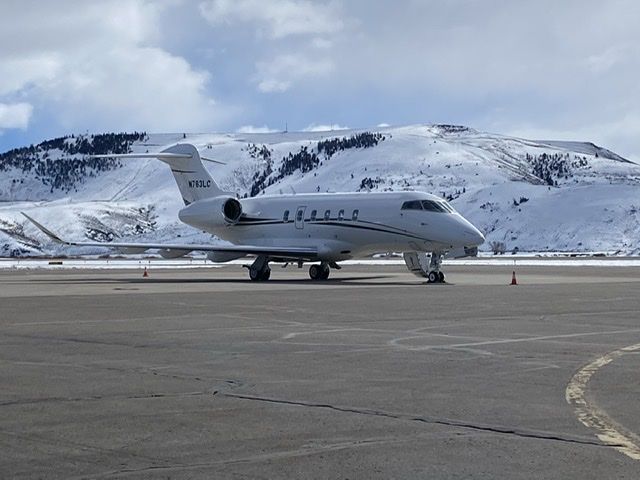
[91,152,225,165]
[92,143,228,205]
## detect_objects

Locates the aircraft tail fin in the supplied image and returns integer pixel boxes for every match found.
[93,143,227,205]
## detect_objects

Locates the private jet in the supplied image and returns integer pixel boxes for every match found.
[23,143,485,283]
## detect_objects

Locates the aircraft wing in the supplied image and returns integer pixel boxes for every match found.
[22,212,318,260]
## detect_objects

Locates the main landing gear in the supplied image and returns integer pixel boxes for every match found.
[308,262,330,280]
[245,255,271,281]
[245,258,337,281]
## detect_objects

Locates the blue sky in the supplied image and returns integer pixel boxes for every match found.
[1,0,639,160]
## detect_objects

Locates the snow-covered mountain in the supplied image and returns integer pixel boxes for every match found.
[1,124,639,257]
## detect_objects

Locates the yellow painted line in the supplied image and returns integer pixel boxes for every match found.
[566,343,640,460]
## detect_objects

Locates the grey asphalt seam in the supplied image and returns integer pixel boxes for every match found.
[0,391,213,407]
[222,392,613,449]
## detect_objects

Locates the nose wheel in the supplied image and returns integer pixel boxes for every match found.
[427,271,445,283]
[403,251,447,283]
[427,252,446,283]
[309,263,330,280]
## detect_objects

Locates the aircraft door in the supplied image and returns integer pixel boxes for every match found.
[295,206,306,230]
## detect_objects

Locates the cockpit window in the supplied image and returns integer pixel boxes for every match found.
[440,201,455,213]
[401,200,423,210]
[422,200,456,213]
[402,199,455,213]
[421,200,447,213]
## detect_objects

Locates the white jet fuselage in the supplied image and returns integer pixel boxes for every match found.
[179,190,484,262]
[24,143,486,282]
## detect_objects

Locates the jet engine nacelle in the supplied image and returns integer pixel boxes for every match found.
[178,195,243,231]
[209,196,243,224]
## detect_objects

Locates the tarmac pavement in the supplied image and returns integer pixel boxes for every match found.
[1,264,639,478]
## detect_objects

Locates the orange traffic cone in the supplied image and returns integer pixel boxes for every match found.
[510,271,517,285]
[143,267,149,278]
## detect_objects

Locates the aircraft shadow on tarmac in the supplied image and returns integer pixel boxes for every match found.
[20,275,449,287]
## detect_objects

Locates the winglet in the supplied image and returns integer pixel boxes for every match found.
[21,212,67,244]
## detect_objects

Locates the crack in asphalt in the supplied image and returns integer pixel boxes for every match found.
[223,392,613,448]
[0,391,213,407]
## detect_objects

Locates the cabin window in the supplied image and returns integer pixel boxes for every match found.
[401,200,423,210]
[296,209,304,222]
[352,209,359,221]
[310,210,317,221]
[421,200,448,213]
[338,209,345,220]
[283,210,290,221]
[324,209,331,220]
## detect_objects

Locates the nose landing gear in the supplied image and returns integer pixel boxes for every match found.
[403,251,446,283]
[427,270,445,283]
[425,252,446,283]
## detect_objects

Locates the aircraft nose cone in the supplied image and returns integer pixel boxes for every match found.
[464,226,485,246]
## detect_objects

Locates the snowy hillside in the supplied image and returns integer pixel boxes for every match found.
[1,125,639,257]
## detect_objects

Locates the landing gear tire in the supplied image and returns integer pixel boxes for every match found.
[260,267,271,281]
[249,267,271,281]
[426,271,445,283]
[320,264,330,280]
[249,267,260,281]
[247,255,271,281]
[309,263,330,280]
[309,264,321,280]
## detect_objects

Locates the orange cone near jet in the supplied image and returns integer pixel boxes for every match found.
[143,267,149,278]
[510,271,518,285]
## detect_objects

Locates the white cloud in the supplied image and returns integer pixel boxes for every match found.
[585,44,634,74]
[256,54,333,92]
[501,113,640,163]
[311,37,333,49]
[2,0,640,160]
[303,123,348,132]
[0,55,61,96]
[199,0,343,39]
[257,79,292,94]
[0,1,227,134]
[236,125,279,133]
[199,0,343,94]
[0,103,33,129]
[43,47,219,132]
